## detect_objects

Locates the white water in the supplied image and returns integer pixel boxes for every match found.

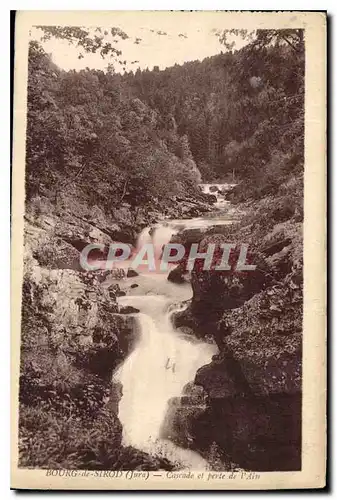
[200,182,236,211]
[115,296,216,469]
[200,182,236,195]
[111,184,235,469]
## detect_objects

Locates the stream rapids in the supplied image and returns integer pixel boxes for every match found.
[110,184,235,470]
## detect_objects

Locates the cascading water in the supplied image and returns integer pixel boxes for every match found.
[111,185,235,469]
[115,294,217,468]
[200,182,236,211]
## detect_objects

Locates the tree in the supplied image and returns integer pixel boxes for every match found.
[25,32,204,211]
[36,25,129,62]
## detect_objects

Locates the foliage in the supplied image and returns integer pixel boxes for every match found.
[120,29,304,198]
[26,40,202,212]
[27,27,304,206]
[36,25,129,60]
[19,402,174,470]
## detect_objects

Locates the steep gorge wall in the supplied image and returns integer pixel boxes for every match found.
[170,200,303,471]
[18,207,176,470]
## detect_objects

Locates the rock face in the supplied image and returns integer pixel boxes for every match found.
[203,193,218,204]
[170,215,303,471]
[191,276,302,471]
[19,248,140,468]
[26,186,216,273]
[161,383,209,449]
[19,203,184,471]
[173,233,271,336]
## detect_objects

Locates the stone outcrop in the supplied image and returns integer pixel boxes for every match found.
[126,268,139,278]
[161,382,209,449]
[167,264,189,284]
[169,212,303,471]
[169,227,208,247]
[19,247,141,467]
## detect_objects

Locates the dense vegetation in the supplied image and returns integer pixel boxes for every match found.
[20,27,304,470]
[26,39,202,214]
[121,29,304,196]
[26,28,304,206]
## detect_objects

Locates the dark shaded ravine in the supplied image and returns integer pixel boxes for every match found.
[107,184,237,469]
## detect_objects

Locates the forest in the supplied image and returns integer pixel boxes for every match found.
[26,28,304,209]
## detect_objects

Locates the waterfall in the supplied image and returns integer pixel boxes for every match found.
[114,295,216,468]
[113,221,218,469]
[137,223,178,255]
[101,189,239,469]
[199,182,236,194]
[199,183,235,211]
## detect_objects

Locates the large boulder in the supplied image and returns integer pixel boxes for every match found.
[21,252,139,378]
[112,226,137,245]
[221,277,302,395]
[24,198,137,271]
[193,392,301,471]
[202,193,218,204]
[170,227,208,247]
[127,268,139,278]
[160,382,209,449]
[174,233,271,336]
[167,264,188,284]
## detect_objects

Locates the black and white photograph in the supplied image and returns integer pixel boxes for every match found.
[10,10,326,490]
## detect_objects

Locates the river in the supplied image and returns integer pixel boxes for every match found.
[109,184,235,470]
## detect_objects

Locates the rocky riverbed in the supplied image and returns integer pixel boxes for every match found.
[19,183,302,472]
[18,186,217,470]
